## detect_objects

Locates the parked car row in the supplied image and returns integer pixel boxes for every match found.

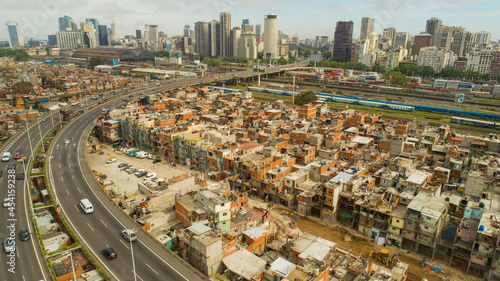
[116,146,161,162]
[117,163,164,183]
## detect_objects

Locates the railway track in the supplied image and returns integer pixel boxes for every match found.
[262,78,500,110]
[252,91,497,136]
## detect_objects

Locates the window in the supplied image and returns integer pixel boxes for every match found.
[223,212,228,216]
[221,203,225,207]
[396,219,400,223]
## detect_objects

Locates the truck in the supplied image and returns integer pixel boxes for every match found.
[128,149,142,157]
[135,151,149,159]
[125,148,137,155]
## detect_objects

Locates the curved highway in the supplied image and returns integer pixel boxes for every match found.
[0,116,56,281]
[47,62,307,280]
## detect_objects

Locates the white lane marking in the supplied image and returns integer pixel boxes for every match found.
[146,263,159,275]
[74,205,79,212]
[76,186,81,193]
[120,240,129,249]
[17,250,19,258]
[60,176,64,182]
[48,86,190,281]
[66,189,70,196]
[100,219,108,228]
[133,272,144,281]
[87,223,95,232]
[22,275,25,281]
[71,175,75,180]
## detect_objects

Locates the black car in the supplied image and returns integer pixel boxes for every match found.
[136,171,147,178]
[16,172,24,180]
[0,170,3,177]
[153,159,161,164]
[118,163,128,168]
[102,247,117,260]
[19,228,29,241]
[8,162,16,170]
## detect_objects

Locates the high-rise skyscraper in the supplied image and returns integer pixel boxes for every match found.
[86,18,99,30]
[81,22,98,48]
[474,31,492,45]
[136,29,141,39]
[194,21,210,56]
[145,24,159,42]
[56,30,84,49]
[382,27,397,44]
[111,22,116,41]
[255,24,261,39]
[48,35,57,46]
[360,17,374,41]
[332,21,354,62]
[58,15,77,31]
[6,21,24,48]
[219,12,231,57]
[208,20,220,57]
[98,25,109,46]
[394,32,410,49]
[451,27,467,57]
[241,19,253,33]
[230,28,241,57]
[425,17,442,36]
[183,25,190,37]
[264,13,278,59]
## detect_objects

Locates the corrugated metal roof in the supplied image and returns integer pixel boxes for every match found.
[330,172,353,183]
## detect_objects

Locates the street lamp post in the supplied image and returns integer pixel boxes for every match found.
[37,118,44,154]
[49,99,54,128]
[24,118,33,156]
[116,169,121,198]
[70,250,76,280]
[131,231,137,281]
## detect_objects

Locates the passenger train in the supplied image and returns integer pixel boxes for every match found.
[247,86,500,121]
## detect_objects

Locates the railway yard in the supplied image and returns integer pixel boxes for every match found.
[239,78,500,135]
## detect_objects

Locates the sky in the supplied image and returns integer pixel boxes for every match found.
[1,0,500,42]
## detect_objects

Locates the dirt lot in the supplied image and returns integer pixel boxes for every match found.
[282,211,481,281]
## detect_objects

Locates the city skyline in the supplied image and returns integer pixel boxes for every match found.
[1,0,500,42]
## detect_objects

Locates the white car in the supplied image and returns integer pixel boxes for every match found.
[106,157,117,164]
[65,139,70,144]
[4,238,15,253]
[3,198,13,207]
[144,173,156,180]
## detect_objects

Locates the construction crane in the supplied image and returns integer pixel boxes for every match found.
[369,249,401,267]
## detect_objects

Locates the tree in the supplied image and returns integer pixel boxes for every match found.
[295,90,317,106]
[88,57,105,70]
[11,82,34,95]
[321,51,332,61]
[257,52,264,59]
[207,58,221,67]
[383,71,409,86]
[372,64,385,73]
[14,51,29,62]
[303,50,312,58]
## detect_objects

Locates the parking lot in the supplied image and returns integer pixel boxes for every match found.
[86,143,200,197]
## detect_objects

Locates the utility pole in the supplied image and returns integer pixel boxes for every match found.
[257,60,261,87]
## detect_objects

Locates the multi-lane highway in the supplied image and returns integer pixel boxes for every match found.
[0,111,66,281]
[0,61,305,281]
[48,79,209,281]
